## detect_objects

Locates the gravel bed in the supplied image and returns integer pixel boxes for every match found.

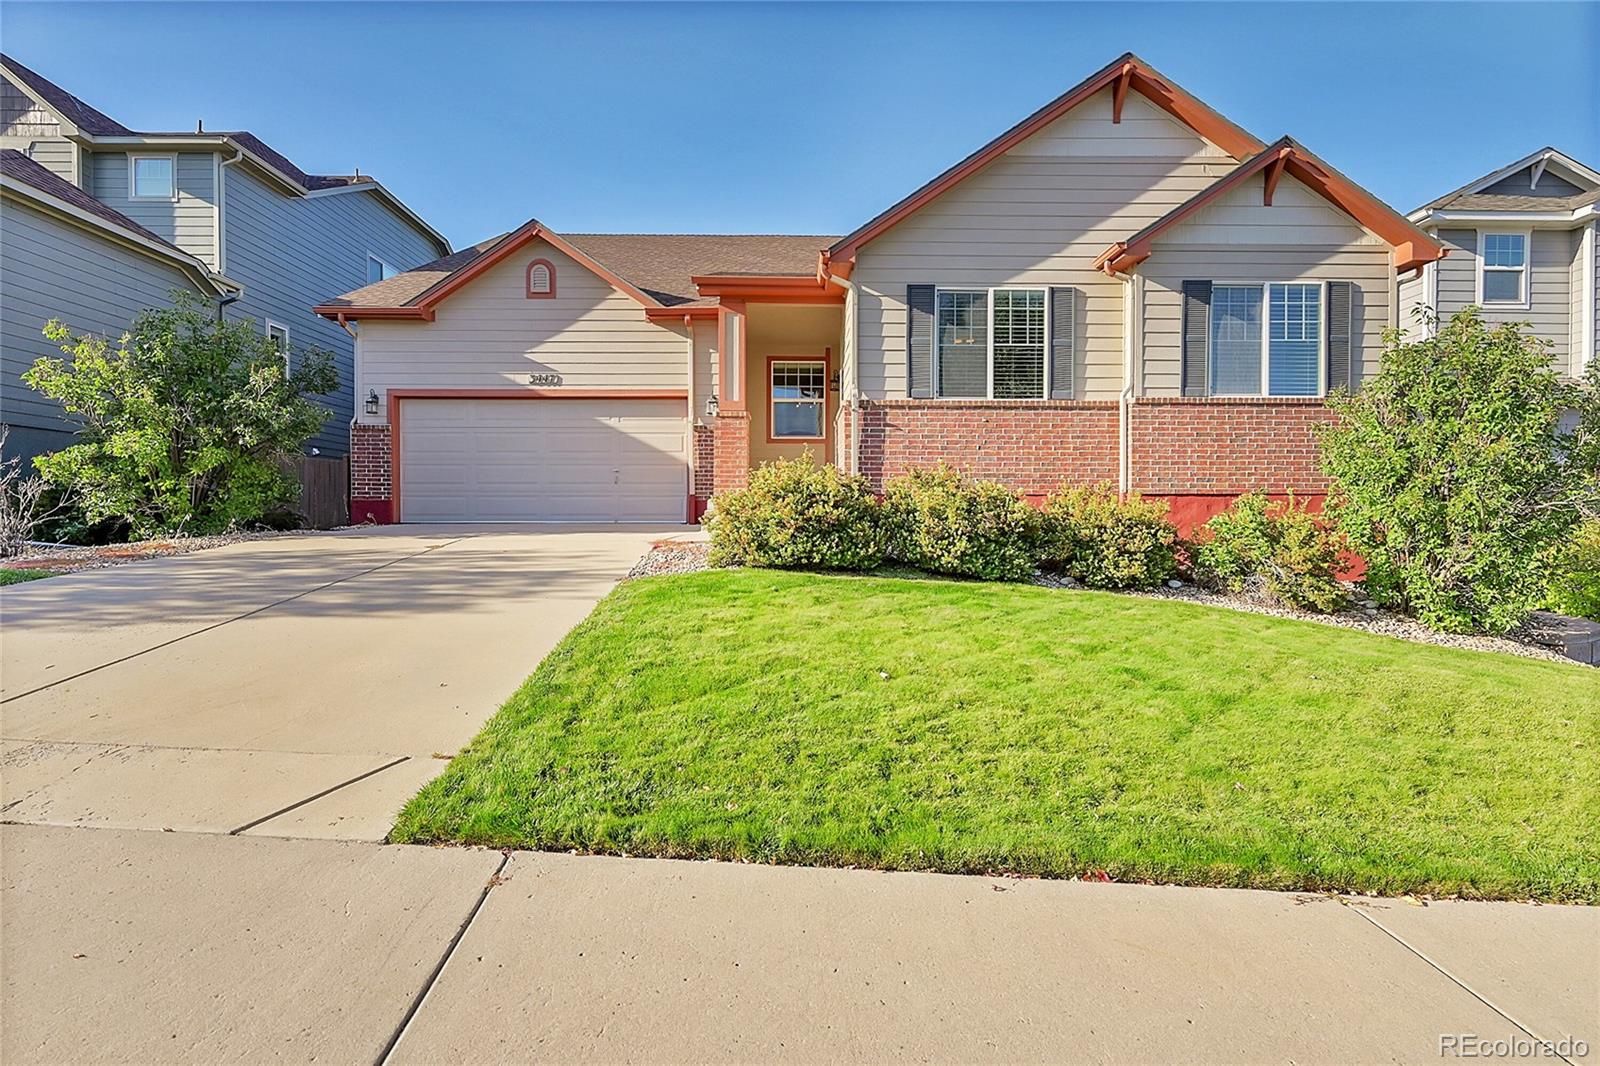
[1,529,298,573]
[626,540,711,579]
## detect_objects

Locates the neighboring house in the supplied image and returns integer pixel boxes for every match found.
[318,53,1445,528]
[1399,147,1598,378]
[0,54,450,463]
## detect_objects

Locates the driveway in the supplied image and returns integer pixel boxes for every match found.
[1,525,675,838]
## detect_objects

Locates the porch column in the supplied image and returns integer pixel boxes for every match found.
[711,302,751,494]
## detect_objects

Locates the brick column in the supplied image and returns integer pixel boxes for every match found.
[712,411,751,495]
[691,423,716,519]
[349,422,395,523]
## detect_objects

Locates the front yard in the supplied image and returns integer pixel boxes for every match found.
[394,570,1599,902]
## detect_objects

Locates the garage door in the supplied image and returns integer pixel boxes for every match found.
[398,398,687,522]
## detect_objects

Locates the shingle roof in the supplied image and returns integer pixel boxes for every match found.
[320,232,838,310]
[1428,190,1600,212]
[0,53,131,135]
[1,148,181,251]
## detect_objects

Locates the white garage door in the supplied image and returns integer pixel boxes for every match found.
[398,398,687,522]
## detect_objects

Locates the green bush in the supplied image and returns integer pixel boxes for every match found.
[1547,522,1600,621]
[1192,492,1349,613]
[706,455,885,571]
[882,465,1041,581]
[1039,483,1177,589]
[1319,308,1597,633]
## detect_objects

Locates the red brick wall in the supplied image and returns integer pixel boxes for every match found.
[712,412,751,495]
[856,399,1121,495]
[1130,397,1335,495]
[349,423,394,523]
[691,423,715,518]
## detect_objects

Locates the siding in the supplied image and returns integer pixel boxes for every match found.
[0,76,76,184]
[1,196,204,460]
[1571,228,1587,376]
[355,237,689,427]
[1396,258,1430,341]
[90,150,216,266]
[852,87,1239,401]
[1480,166,1585,199]
[1141,246,1393,394]
[693,319,719,418]
[223,163,445,454]
[1435,228,1572,366]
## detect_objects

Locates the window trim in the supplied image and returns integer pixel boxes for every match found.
[526,258,557,299]
[1475,229,1531,310]
[766,355,828,443]
[932,285,1050,400]
[367,254,396,285]
[1206,280,1327,399]
[266,321,291,375]
[128,153,177,202]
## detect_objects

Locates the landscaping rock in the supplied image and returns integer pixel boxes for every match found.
[625,540,711,579]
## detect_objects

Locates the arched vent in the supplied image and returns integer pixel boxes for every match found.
[526,259,556,298]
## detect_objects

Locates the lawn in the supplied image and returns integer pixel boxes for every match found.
[394,570,1600,902]
[0,567,54,585]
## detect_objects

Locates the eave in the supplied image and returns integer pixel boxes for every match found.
[691,274,843,302]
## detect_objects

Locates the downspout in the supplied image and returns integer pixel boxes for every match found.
[1116,270,1137,495]
[215,143,244,275]
[216,291,240,323]
[822,266,858,474]
[684,313,697,522]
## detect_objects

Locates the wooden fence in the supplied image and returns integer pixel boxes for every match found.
[283,455,349,529]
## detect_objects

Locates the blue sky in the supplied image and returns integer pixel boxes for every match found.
[3,2,1595,249]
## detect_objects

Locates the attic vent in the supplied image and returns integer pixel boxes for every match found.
[526,259,556,299]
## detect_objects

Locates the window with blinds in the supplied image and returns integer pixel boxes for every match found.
[934,288,1046,399]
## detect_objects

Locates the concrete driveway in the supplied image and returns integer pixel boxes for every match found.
[1,525,674,838]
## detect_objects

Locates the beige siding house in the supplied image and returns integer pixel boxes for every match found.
[321,53,1445,529]
[1402,147,1599,379]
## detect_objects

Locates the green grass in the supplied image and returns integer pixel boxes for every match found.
[394,570,1600,902]
[0,567,55,585]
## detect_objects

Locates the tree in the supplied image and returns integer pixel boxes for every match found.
[23,292,338,538]
[1318,308,1598,634]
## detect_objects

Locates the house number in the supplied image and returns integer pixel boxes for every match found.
[529,372,562,386]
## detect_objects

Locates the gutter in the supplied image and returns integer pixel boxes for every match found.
[820,261,859,475]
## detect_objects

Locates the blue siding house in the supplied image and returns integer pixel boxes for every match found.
[0,54,449,462]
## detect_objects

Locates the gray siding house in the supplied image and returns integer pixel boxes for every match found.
[0,54,450,461]
[1398,147,1598,377]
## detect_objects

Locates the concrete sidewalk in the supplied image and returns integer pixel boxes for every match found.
[3,825,1594,1065]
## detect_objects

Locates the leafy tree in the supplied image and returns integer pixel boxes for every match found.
[1319,308,1598,633]
[23,293,337,538]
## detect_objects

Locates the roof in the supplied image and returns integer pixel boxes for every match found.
[0,53,446,251]
[827,52,1265,266]
[319,231,837,312]
[1094,137,1446,275]
[2,148,175,248]
[1413,147,1600,215]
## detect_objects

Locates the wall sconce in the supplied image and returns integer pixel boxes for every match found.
[364,389,380,416]
[705,394,719,419]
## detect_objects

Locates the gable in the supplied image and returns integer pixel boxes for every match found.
[1155,172,1382,247]
[1003,88,1231,161]
[1,75,58,139]
[1481,165,1590,199]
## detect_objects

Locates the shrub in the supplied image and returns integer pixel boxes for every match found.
[1547,522,1600,622]
[1319,308,1597,633]
[706,455,885,571]
[23,292,337,538]
[882,465,1040,581]
[1192,492,1349,613]
[1038,483,1177,589]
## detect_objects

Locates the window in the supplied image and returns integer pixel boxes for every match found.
[129,155,175,200]
[934,287,1047,399]
[1479,232,1527,305]
[1208,283,1323,397]
[266,322,290,373]
[367,255,396,285]
[770,359,826,439]
[526,259,556,298]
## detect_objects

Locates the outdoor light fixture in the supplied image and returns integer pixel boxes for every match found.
[364,389,380,415]
[705,394,719,418]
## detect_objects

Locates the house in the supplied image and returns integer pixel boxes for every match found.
[317,53,1446,528]
[1399,147,1598,377]
[0,54,450,464]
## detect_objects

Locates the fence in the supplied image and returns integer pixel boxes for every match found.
[284,455,349,529]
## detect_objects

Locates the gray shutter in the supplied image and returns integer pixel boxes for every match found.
[906,285,935,399]
[1327,281,1355,392]
[1181,281,1212,397]
[1049,287,1075,399]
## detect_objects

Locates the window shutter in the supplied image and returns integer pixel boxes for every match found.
[1181,281,1212,397]
[1049,287,1075,399]
[1327,281,1355,392]
[906,285,935,398]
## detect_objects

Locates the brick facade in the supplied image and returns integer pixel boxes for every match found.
[712,412,751,495]
[1128,398,1336,495]
[349,422,394,524]
[691,422,715,518]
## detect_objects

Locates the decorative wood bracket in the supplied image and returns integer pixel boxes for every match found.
[1111,62,1134,123]
[1263,147,1291,206]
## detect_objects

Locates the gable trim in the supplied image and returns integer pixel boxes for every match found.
[826,53,1264,264]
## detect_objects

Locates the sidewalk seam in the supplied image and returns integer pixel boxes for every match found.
[1,539,464,705]
[227,756,412,835]
[375,851,510,1066]
[1349,906,1576,1065]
